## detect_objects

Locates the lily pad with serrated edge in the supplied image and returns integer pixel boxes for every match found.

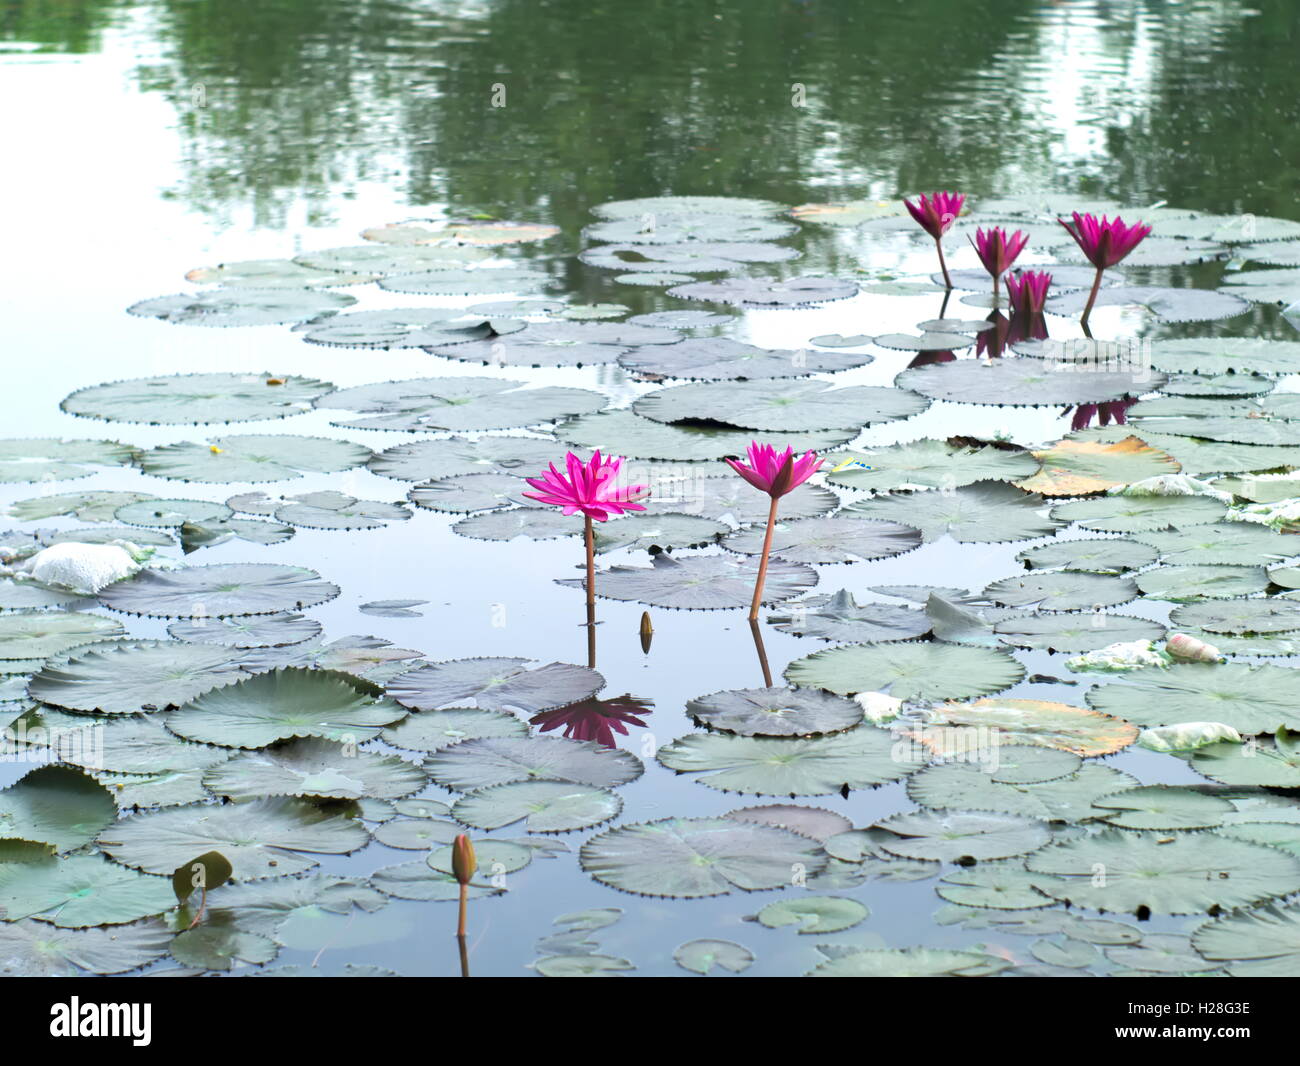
[364,218,559,246]
[1017,537,1157,573]
[98,796,369,881]
[686,686,863,738]
[0,918,172,975]
[300,309,520,350]
[407,473,531,514]
[582,240,796,274]
[0,439,138,483]
[908,698,1137,757]
[1050,494,1227,533]
[785,641,1024,701]
[667,275,858,309]
[61,373,332,426]
[0,765,117,852]
[315,377,606,433]
[595,195,788,219]
[368,860,500,903]
[895,358,1162,407]
[386,657,602,713]
[841,482,1062,543]
[99,563,338,618]
[1015,437,1179,496]
[766,589,930,643]
[1086,662,1300,733]
[1123,416,1300,447]
[1159,372,1274,398]
[7,491,150,524]
[114,498,233,528]
[633,378,927,432]
[203,872,387,940]
[1170,597,1300,636]
[579,816,823,898]
[1191,904,1300,977]
[167,612,321,648]
[451,781,622,833]
[1046,286,1249,322]
[619,337,869,380]
[1027,830,1300,915]
[629,310,732,328]
[1135,522,1296,566]
[0,854,176,927]
[202,738,425,801]
[294,244,490,275]
[1219,268,1300,306]
[806,946,1008,978]
[1189,732,1300,787]
[61,714,230,775]
[377,267,552,297]
[655,725,921,796]
[425,735,642,792]
[186,257,374,288]
[1217,475,1300,504]
[1071,425,1300,477]
[128,288,355,327]
[982,571,1138,611]
[367,436,560,482]
[26,640,247,715]
[875,810,1051,863]
[825,439,1038,493]
[431,320,678,368]
[372,818,461,850]
[722,516,921,566]
[937,862,1057,910]
[871,331,976,352]
[994,612,1166,653]
[452,508,580,543]
[1136,564,1269,601]
[0,611,125,660]
[1093,785,1234,830]
[587,216,796,246]
[555,409,853,462]
[723,805,852,842]
[1144,337,1300,377]
[166,668,401,749]
[558,552,817,610]
[139,435,371,483]
[0,580,89,611]
[273,492,410,530]
[756,895,868,934]
[381,708,529,752]
[905,761,1139,821]
[673,939,754,975]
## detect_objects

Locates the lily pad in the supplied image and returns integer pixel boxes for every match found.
[431,321,678,368]
[1027,830,1300,915]
[128,287,355,327]
[655,725,922,796]
[452,507,582,543]
[139,435,372,483]
[1015,438,1179,496]
[841,482,1061,543]
[874,810,1052,863]
[1134,523,1294,566]
[756,896,868,934]
[558,553,816,610]
[61,373,332,425]
[451,781,622,833]
[185,257,374,288]
[766,590,931,643]
[807,946,1008,978]
[387,657,602,714]
[1169,597,1300,635]
[994,613,1166,653]
[1135,564,1269,601]
[100,563,338,618]
[1189,732,1300,787]
[673,938,755,975]
[1093,786,1235,830]
[686,686,864,737]
[98,796,370,880]
[271,491,410,530]
[825,439,1038,493]
[581,240,796,273]
[1050,494,1227,533]
[723,516,922,565]
[0,439,137,483]
[0,854,175,927]
[1219,267,1300,306]
[619,337,869,380]
[937,863,1056,911]
[203,738,426,801]
[0,765,117,853]
[426,735,641,793]
[1017,537,1158,573]
[895,358,1161,406]
[640,475,837,523]
[166,613,322,648]
[295,244,489,274]
[408,473,531,514]
[1192,904,1300,976]
[983,571,1138,611]
[1147,337,1300,376]
[166,668,403,749]
[298,308,519,349]
[905,761,1139,821]
[8,491,155,523]
[368,436,560,482]
[556,409,853,461]
[633,379,928,432]
[114,498,233,528]
[381,708,529,752]
[1086,663,1300,732]
[786,641,1024,700]
[0,611,125,660]
[27,640,247,715]
[1046,286,1249,322]
[579,816,824,898]
[363,218,560,246]
[667,276,857,308]
[0,918,172,975]
[378,267,552,296]
[316,377,606,432]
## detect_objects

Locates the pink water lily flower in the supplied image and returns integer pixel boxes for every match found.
[1058,212,1152,325]
[903,191,965,288]
[970,226,1029,294]
[523,450,647,522]
[1058,212,1152,270]
[725,442,823,499]
[1005,270,1053,316]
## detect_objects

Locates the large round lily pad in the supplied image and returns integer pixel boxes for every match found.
[0,765,117,853]
[786,641,1024,700]
[368,436,560,482]
[841,482,1061,543]
[579,817,824,898]
[874,810,1051,863]
[982,571,1138,611]
[723,516,922,565]
[61,373,332,425]
[556,409,853,461]
[99,563,338,618]
[386,657,602,713]
[202,738,426,801]
[686,686,864,737]
[451,780,622,833]
[766,589,931,643]
[825,439,1038,493]
[0,854,176,927]
[0,611,125,660]
[139,435,371,483]
[558,553,817,610]
[127,288,355,327]
[0,439,137,483]
[425,735,642,792]
[896,358,1162,406]
[1086,663,1300,733]
[618,337,870,379]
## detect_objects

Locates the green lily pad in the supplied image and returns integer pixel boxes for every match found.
[61,373,332,425]
[937,862,1056,910]
[639,475,837,523]
[7,491,155,523]
[368,860,501,903]
[591,513,729,553]
[387,657,602,713]
[0,438,137,483]
[425,735,642,792]
[1136,564,1269,601]
[1027,830,1300,915]
[1093,786,1235,830]
[381,707,529,752]
[1170,597,1300,635]
[1046,286,1249,322]
[994,613,1166,652]
[895,358,1162,406]
[203,738,426,801]
[756,895,868,934]
[1017,537,1158,573]
[98,796,369,880]
[0,765,117,853]
[0,854,175,927]
[372,818,461,849]
[785,642,1024,701]
[128,288,355,327]
[579,816,824,898]
[114,498,233,528]
[167,668,403,749]
[378,267,552,296]
[825,439,1039,493]
[686,686,863,737]
[906,761,1139,821]
[806,946,1008,978]
[1050,494,1227,533]
[619,337,870,380]
[723,516,921,566]
[558,553,816,610]
[99,563,339,618]
[982,571,1138,611]
[673,938,755,975]
[431,321,677,368]
[139,435,372,483]
[298,308,516,349]
[0,918,172,975]
[408,473,531,514]
[167,613,322,648]
[1192,903,1300,976]
[874,810,1052,863]
[451,781,622,833]
[1087,662,1300,732]
[1134,522,1295,566]
[1189,732,1300,787]
[766,590,931,643]
[841,482,1062,543]
[368,436,561,483]
[667,276,856,308]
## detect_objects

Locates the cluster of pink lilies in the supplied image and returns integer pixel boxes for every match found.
[524,444,819,623]
[904,191,1153,326]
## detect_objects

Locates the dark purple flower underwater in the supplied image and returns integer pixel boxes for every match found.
[530,695,653,749]
[1068,398,1137,431]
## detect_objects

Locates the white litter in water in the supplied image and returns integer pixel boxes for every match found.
[22,542,145,595]
[1137,722,1243,753]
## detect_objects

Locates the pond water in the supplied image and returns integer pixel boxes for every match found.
[3,0,1300,978]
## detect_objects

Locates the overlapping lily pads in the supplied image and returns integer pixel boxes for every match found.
[430,321,678,368]
[618,337,870,379]
[202,738,425,801]
[425,736,642,792]
[841,482,1061,543]
[685,686,863,737]
[766,589,931,643]
[825,439,1038,493]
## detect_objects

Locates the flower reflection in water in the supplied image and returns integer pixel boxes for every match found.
[530,695,654,749]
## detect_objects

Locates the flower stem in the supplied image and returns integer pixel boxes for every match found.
[1080,265,1104,327]
[584,515,596,669]
[748,496,781,621]
[749,618,773,688]
[457,882,468,939]
[935,237,952,289]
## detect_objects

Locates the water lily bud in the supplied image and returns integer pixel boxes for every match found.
[452,833,477,886]
[1166,633,1222,663]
